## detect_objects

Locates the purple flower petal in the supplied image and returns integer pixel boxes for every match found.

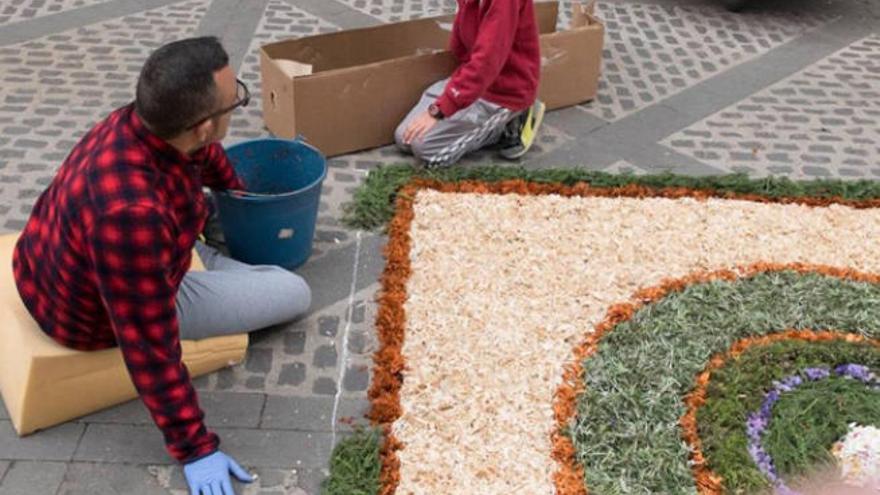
[835,363,872,382]
[803,367,830,381]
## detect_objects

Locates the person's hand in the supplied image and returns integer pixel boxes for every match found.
[183,451,254,495]
[403,110,438,145]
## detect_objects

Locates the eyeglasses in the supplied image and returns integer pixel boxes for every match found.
[184,78,250,131]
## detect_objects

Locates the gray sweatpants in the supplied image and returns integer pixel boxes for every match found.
[394,78,515,168]
[176,242,311,340]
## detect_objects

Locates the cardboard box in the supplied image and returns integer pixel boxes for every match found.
[260,1,604,157]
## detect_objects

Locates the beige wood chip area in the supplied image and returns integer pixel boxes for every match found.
[395,190,880,494]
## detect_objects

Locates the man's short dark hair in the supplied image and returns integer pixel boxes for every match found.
[135,36,230,139]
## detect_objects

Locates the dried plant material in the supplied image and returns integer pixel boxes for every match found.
[371,180,880,495]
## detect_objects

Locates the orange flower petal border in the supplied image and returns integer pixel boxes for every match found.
[366,178,880,495]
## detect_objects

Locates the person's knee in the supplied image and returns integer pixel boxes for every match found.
[275,268,312,317]
[395,120,456,167]
[255,265,312,318]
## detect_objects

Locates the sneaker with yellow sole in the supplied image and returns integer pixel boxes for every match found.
[498,99,546,160]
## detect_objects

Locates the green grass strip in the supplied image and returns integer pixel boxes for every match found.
[573,271,880,494]
[700,339,880,493]
[341,165,880,230]
[321,427,382,495]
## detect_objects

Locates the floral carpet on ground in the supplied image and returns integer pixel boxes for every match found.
[332,176,880,495]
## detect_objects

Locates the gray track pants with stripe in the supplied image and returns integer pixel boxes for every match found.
[176,242,311,340]
[394,78,515,168]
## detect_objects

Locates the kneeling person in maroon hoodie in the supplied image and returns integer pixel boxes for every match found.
[395,0,546,168]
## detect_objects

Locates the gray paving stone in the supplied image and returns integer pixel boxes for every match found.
[261,396,335,432]
[767,165,795,175]
[347,329,369,355]
[0,461,66,495]
[0,462,8,485]
[246,376,267,390]
[313,345,338,369]
[0,397,8,421]
[278,363,307,387]
[333,171,355,183]
[261,396,370,432]
[318,315,339,338]
[246,347,274,374]
[803,166,833,177]
[839,167,865,177]
[76,423,334,468]
[76,399,153,425]
[284,330,307,355]
[292,467,325,495]
[79,392,265,429]
[349,300,366,324]
[56,463,168,495]
[73,424,169,464]
[352,238,386,293]
[214,427,334,469]
[343,365,370,392]
[312,378,337,396]
[0,420,82,461]
[216,367,238,390]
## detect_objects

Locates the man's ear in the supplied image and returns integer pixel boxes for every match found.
[193,118,214,144]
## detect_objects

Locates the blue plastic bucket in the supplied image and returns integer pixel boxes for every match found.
[215,138,327,270]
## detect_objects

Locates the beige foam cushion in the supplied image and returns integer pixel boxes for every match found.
[0,233,248,435]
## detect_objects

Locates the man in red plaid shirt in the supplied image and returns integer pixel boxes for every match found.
[13,37,311,495]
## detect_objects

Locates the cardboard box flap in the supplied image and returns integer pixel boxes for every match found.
[535,1,560,34]
[275,59,313,78]
[261,50,297,140]
[262,17,453,73]
[571,1,598,27]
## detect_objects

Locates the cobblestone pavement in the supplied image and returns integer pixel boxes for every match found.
[0,0,877,493]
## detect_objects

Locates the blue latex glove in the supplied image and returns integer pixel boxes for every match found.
[183,451,254,495]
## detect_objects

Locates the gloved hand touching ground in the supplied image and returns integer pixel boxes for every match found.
[183,451,255,495]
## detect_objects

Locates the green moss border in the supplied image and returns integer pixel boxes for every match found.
[321,427,382,495]
[341,166,880,230]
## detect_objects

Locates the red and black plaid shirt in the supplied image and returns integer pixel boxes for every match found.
[13,104,243,463]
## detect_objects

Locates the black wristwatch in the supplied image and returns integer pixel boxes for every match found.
[428,103,445,120]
